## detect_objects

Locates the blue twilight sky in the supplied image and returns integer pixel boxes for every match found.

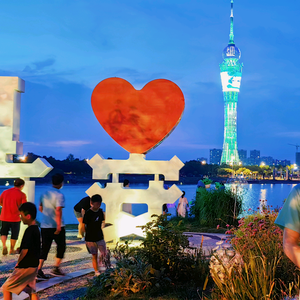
[1,0,300,163]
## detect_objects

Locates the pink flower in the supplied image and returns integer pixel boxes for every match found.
[226,224,230,227]
[217,225,220,229]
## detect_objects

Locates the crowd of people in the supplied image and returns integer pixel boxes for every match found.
[0,174,106,300]
[0,176,191,299]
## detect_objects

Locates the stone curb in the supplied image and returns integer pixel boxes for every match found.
[0,268,94,300]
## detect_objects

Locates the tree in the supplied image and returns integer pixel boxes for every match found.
[66,154,75,162]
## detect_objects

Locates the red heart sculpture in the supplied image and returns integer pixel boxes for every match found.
[91,77,185,154]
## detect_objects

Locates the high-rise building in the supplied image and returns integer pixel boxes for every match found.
[220,0,243,165]
[238,149,247,163]
[296,152,300,166]
[210,149,222,165]
[260,156,274,166]
[275,159,291,167]
[249,150,260,165]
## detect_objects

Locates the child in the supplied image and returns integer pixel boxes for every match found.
[2,202,40,300]
[83,194,107,276]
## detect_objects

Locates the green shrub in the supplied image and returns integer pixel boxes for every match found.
[202,178,212,185]
[83,215,210,299]
[191,188,242,227]
[84,258,155,299]
[139,214,209,285]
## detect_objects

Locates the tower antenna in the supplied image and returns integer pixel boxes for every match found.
[229,0,234,44]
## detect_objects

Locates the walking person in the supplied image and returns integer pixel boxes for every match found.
[37,174,66,280]
[83,194,107,276]
[73,196,91,239]
[0,178,27,255]
[177,191,189,218]
[2,202,40,300]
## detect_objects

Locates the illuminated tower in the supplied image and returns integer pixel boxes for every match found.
[220,0,243,165]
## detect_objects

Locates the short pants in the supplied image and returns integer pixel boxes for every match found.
[40,227,66,260]
[86,240,107,256]
[2,267,37,295]
[74,209,82,219]
[0,221,20,239]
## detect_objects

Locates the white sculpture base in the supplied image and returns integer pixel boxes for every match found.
[87,153,184,244]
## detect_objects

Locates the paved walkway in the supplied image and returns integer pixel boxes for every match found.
[0,230,228,299]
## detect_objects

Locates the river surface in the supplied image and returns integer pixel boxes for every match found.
[0,183,298,224]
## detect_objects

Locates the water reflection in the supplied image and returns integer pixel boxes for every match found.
[236,183,297,217]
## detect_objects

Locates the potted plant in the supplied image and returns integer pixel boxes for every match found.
[202,178,212,189]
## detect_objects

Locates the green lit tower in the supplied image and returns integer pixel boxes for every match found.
[220,0,243,165]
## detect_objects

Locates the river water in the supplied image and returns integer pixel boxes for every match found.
[0,182,298,224]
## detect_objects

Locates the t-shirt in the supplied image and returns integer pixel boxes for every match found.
[74,196,90,213]
[17,224,40,268]
[40,187,65,228]
[0,187,27,222]
[275,184,300,232]
[83,208,105,242]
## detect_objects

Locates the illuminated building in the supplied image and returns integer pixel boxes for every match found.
[210,148,222,165]
[249,149,260,165]
[220,0,243,164]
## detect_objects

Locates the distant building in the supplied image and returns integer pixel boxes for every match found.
[249,150,260,165]
[260,156,274,166]
[296,152,300,166]
[210,149,222,165]
[238,149,247,164]
[275,159,291,167]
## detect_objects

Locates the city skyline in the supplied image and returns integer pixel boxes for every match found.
[0,0,299,162]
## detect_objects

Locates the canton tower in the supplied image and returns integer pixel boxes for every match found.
[220,0,243,165]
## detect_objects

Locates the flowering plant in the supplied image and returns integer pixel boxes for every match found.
[229,210,300,297]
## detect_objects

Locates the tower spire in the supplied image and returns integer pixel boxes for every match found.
[229,0,234,44]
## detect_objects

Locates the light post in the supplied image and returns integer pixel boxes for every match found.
[293,164,298,180]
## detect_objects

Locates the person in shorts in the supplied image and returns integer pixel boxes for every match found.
[2,202,40,300]
[83,194,106,276]
[73,196,91,239]
[37,174,66,279]
[0,178,27,255]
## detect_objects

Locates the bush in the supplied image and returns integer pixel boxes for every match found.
[191,188,242,227]
[83,215,210,299]
[139,214,209,285]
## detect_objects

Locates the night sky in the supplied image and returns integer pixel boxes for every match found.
[1,0,299,163]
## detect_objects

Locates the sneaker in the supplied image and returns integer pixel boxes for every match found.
[36,269,48,281]
[50,267,65,277]
[2,247,7,255]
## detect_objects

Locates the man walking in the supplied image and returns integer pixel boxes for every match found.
[37,173,66,279]
[0,178,27,255]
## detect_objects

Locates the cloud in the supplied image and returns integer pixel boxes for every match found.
[54,140,92,147]
[23,140,93,148]
[23,58,56,74]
